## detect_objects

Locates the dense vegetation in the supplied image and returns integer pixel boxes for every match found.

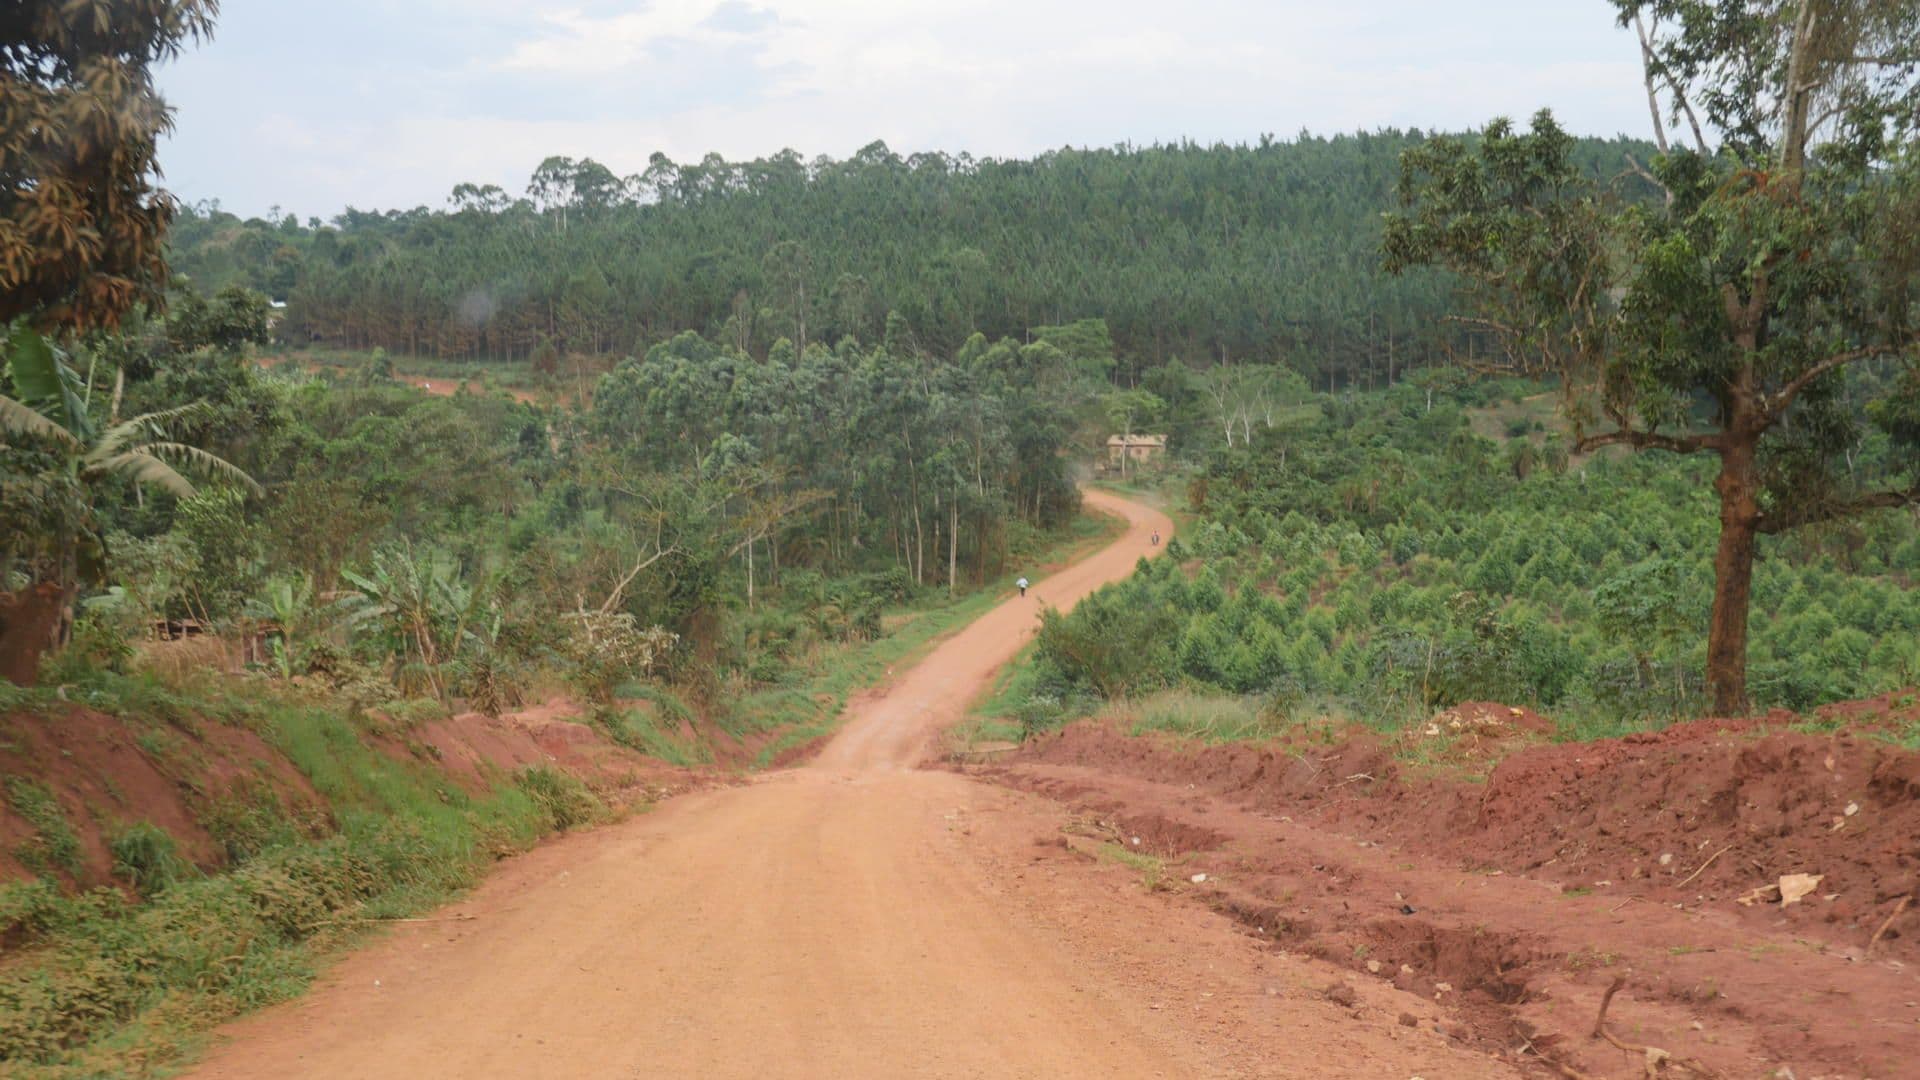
[0,672,610,1076]
[4,286,1091,718]
[167,132,1654,388]
[1012,377,1920,740]
[7,1,1920,1073]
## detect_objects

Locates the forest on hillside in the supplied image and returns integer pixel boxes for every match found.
[167,132,1657,388]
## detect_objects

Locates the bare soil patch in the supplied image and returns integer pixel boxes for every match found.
[971,714,1920,1077]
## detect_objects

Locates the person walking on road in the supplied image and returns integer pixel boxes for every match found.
[1016,576,1029,597]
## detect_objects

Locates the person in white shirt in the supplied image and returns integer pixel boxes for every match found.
[1016,576,1029,597]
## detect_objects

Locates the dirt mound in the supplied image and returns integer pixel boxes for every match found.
[1006,712,1920,960]
[1019,719,1401,801]
[404,700,701,796]
[1474,720,1920,933]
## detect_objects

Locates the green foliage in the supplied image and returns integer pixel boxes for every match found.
[1009,379,1916,734]
[174,133,1651,386]
[1034,576,1180,699]
[513,766,605,832]
[108,822,193,897]
[1383,13,1920,709]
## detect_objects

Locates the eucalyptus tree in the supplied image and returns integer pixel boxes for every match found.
[1384,0,1920,711]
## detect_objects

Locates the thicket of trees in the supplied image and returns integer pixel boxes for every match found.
[5,273,1089,719]
[167,132,1653,388]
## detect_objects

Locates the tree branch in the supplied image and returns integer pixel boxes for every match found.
[1623,152,1674,207]
[1633,12,1671,155]
[1575,428,1723,455]
[1758,485,1920,534]
[1769,339,1920,418]
[601,517,677,615]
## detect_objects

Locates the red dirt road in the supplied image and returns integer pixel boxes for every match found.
[185,490,1509,1079]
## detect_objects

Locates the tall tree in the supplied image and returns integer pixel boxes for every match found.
[1384,0,1920,712]
[1,0,216,331]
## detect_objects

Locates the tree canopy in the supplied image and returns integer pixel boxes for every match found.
[1384,0,1920,712]
[0,0,215,332]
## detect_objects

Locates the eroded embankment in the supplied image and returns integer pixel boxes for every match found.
[970,711,1920,1079]
[0,701,705,890]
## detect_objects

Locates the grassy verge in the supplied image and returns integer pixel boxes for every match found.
[951,641,1045,749]
[0,673,606,1079]
[733,506,1126,768]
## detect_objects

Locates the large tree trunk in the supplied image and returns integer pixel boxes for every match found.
[1706,435,1761,715]
[0,583,69,686]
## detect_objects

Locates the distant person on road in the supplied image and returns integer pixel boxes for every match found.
[1151,530,1160,546]
[1017,576,1029,597]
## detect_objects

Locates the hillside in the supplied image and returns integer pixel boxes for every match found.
[168,132,1657,386]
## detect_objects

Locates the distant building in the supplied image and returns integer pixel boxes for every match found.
[1106,433,1168,465]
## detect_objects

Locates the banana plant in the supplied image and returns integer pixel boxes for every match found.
[245,574,317,679]
[337,546,491,702]
[2,324,260,683]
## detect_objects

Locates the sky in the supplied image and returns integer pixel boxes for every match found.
[156,1,1654,220]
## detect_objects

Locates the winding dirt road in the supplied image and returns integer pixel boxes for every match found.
[188,490,1510,1079]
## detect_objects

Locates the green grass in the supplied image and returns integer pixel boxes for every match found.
[589,702,712,767]
[969,641,1045,722]
[108,822,194,897]
[6,777,83,877]
[1094,841,1168,890]
[1127,690,1284,743]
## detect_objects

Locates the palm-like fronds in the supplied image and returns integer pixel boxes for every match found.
[0,393,79,446]
[4,324,90,439]
[84,450,199,498]
[123,442,264,496]
[89,402,211,458]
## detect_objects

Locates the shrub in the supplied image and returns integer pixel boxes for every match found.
[109,822,193,897]
[513,766,604,832]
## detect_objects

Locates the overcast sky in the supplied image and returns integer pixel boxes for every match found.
[156,1,1654,220]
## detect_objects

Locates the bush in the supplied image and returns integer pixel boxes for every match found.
[109,822,193,897]
[860,566,916,604]
[513,766,604,832]
[1035,586,1177,699]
